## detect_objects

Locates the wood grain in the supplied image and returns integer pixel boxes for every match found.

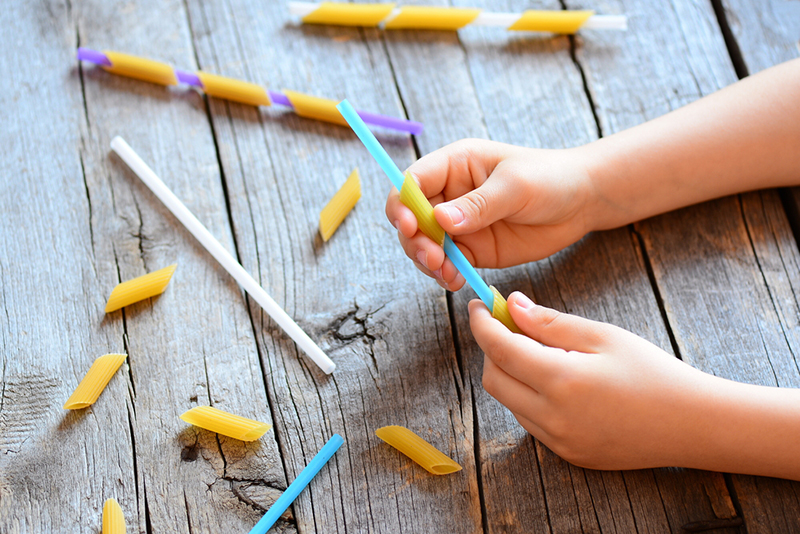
[182,0,481,532]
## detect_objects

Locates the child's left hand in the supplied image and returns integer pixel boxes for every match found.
[471,292,714,471]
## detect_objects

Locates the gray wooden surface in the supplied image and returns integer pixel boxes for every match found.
[1,0,797,532]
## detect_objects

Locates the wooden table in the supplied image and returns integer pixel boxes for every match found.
[2,0,798,532]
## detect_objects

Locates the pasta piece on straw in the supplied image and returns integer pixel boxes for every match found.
[319,168,361,241]
[383,6,481,30]
[102,51,178,86]
[508,10,594,33]
[301,2,396,26]
[64,354,127,410]
[282,89,349,125]
[375,425,462,475]
[196,72,272,107]
[399,171,445,246]
[181,406,272,441]
[102,498,126,534]
[489,286,522,334]
[105,264,177,313]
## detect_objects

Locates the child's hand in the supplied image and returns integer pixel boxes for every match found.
[471,292,715,471]
[385,140,596,291]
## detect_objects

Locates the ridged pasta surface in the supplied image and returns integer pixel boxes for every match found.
[375,425,462,475]
[102,51,178,86]
[105,264,177,313]
[102,498,126,534]
[283,90,349,125]
[320,168,361,241]
[303,2,396,26]
[196,72,271,107]
[490,286,522,333]
[508,10,594,33]
[384,6,481,30]
[399,172,445,246]
[180,406,272,441]
[64,354,127,410]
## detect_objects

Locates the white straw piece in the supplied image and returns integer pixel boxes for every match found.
[110,136,335,374]
[287,2,627,31]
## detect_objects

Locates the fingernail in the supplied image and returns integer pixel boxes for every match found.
[441,205,465,226]
[393,220,400,230]
[514,293,535,310]
[432,268,443,280]
[416,250,428,269]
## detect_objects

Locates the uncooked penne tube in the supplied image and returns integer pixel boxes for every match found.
[102,498,126,534]
[283,89,349,126]
[64,354,127,410]
[105,264,177,313]
[489,286,522,334]
[319,168,361,241]
[375,425,462,475]
[399,171,445,246]
[180,406,272,441]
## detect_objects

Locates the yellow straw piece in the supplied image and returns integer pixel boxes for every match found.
[283,90,349,126]
[302,2,396,26]
[399,172,445,246]
[180,406,272,441]
[489,286,522,334]
[196,72,272,107]
[384,6,481,30]
[375,425,462,475]
[507,10,594,34]
[319,168,362,241]
[105,264,177,313]
[102,498,126,534]
[102,51,178,86]
[64,354,127,410]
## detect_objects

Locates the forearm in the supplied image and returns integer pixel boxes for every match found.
[680,374,800,480]
[582,58,800,230]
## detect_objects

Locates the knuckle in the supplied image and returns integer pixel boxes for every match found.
[463,189,491,219]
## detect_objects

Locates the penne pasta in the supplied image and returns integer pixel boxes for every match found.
[102,498,126,534]
[64,354,127,410]
[399,172,445,246]
[180,406,272,441]
[102,51,178,86]
[196,72,272,107]
[302,2,396,26]
[375,425,462,475]
[508,10,594,33]
[105,264,177,313]
[384,6,481,30]
[319,168,361,241]
[489,286,523,334]
[282,90,349,126]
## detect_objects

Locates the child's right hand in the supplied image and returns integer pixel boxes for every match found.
[385,139,598,291]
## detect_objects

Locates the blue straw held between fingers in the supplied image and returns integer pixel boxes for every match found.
[248,434,344,534]
[335,99,495,311]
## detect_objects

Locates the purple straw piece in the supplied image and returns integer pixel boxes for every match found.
[77,47,112,66]
[268,90,292,107]
[175,69,202,87]
[357,110,424,135]
[268,90,422,135]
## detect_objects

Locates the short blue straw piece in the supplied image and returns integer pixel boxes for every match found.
[249,434,344,534]
[336,99,495,312]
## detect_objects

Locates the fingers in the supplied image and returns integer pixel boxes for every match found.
[482,355,546,416]
[506,292,610,353]
[469,299,566,389]
[399,230,466,290]
[433,169,527,236]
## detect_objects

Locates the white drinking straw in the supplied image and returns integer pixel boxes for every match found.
[110,136,335,374]
[288,2,628,31]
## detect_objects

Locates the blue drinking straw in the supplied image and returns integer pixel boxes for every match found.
[336,99,495,312]
[249,434,344,534]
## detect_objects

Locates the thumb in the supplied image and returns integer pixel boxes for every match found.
[507,292,606,353]
[434,175,521,235]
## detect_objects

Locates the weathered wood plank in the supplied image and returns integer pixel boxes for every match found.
[183,1,482,532]
[571,0,800,529]
[381,0,739,531]
[72,0,286,532]
[0,1,137,532]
